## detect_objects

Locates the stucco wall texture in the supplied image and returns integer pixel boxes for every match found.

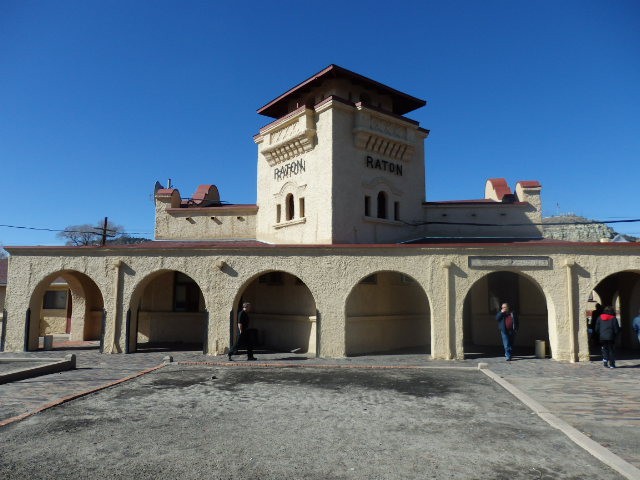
[4,244,639,361]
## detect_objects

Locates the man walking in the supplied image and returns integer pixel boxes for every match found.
[496,303,518,361]
[595,306,620,368]
[228,302,257,361]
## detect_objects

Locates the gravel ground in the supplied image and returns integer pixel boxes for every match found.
[0,364,624,480]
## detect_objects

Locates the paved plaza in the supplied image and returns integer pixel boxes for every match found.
[0,347,639,479]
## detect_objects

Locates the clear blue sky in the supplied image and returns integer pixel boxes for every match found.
[1,0,639,246]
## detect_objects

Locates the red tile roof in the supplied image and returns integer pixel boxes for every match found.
[486,178,512,200]
[5,239,639,252]
[257,64,426,119]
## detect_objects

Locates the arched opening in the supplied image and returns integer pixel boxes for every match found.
[286,193,295,221]
[462,271,549,359]
[345,271,430,356]
[587,271,640,359]
[377,191,387,219]
[27,271,104,351]
[129,270,206,352]
[235,271,317,355]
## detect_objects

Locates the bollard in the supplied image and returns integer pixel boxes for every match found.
[43,335,54,351]
[65,353,77,369]
[535,340,546,359]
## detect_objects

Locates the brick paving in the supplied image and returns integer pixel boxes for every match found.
[1,346,639,470]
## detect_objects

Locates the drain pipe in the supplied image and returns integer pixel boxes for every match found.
[1,309,7,352]
[24,308,31,352]
[565,260,577,362]
[109,260,123,353]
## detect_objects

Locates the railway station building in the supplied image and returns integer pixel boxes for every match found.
[2,65,639,361]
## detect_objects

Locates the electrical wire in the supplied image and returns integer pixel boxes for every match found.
[401,218,640,228]
[1,218,638,236]
[0,224,152,237]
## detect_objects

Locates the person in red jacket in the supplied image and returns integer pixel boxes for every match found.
[595,306,620,369]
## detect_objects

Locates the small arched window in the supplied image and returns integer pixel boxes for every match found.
[286,193,295,221]
[377,191,387,219]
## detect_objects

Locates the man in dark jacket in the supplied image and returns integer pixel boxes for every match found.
[228,302,257,361]
[595,306,620,368]
[496,303,518,361]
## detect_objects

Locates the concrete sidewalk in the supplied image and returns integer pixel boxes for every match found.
[1,348,639,476]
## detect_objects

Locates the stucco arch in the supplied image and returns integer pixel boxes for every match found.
[461,270,552,359]
[345,270,431,356]
[127,268,207,353]
[588,269,640,353]
[232,269,318,355]
[26,269,105,351]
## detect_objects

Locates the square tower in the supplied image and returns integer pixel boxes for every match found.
[254,65,429,244]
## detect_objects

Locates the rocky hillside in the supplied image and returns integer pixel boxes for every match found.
[542,214,635,242]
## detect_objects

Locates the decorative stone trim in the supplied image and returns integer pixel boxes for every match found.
[362,177,402,196]
[260,109,316,166]
[468,256,552,268]
[274,217,307,229]
[353,108,415,161]
[354,130,415,161]
[362,216,403,226]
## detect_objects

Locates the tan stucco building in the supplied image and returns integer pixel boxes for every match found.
[2,65,639,360]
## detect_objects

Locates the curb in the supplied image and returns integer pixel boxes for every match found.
[0,355,76,385]
[479,365,640,480]
[0,364,165,429]
[175,360,479,371]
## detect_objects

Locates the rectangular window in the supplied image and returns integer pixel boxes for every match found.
[43,290,67,309]
[364,196,371,216]
[276,204,281,223]
[299,197,305,218]
[394,201,400,220]
[174,272,200,312]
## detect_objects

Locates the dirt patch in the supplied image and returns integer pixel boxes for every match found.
[0,365,624,479]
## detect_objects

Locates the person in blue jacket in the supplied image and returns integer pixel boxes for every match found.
[633,308,640,347]
[496,303,518,361]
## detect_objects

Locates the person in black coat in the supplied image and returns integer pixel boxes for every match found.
[595,306,620,368]
[496,303,518,361]
[228,302,257,361]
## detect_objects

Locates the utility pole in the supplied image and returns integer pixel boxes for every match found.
[101,217,108,246]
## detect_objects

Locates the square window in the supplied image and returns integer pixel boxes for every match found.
[43,290,67,309]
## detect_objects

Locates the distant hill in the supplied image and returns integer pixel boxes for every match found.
[543,215,638,242]
[106,236,152,245]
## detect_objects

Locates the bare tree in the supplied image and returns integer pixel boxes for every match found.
[57,220,125,246]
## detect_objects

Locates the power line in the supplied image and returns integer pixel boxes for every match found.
[1,218,639,235]
[0,224,152,236]
[402,218,640,228]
